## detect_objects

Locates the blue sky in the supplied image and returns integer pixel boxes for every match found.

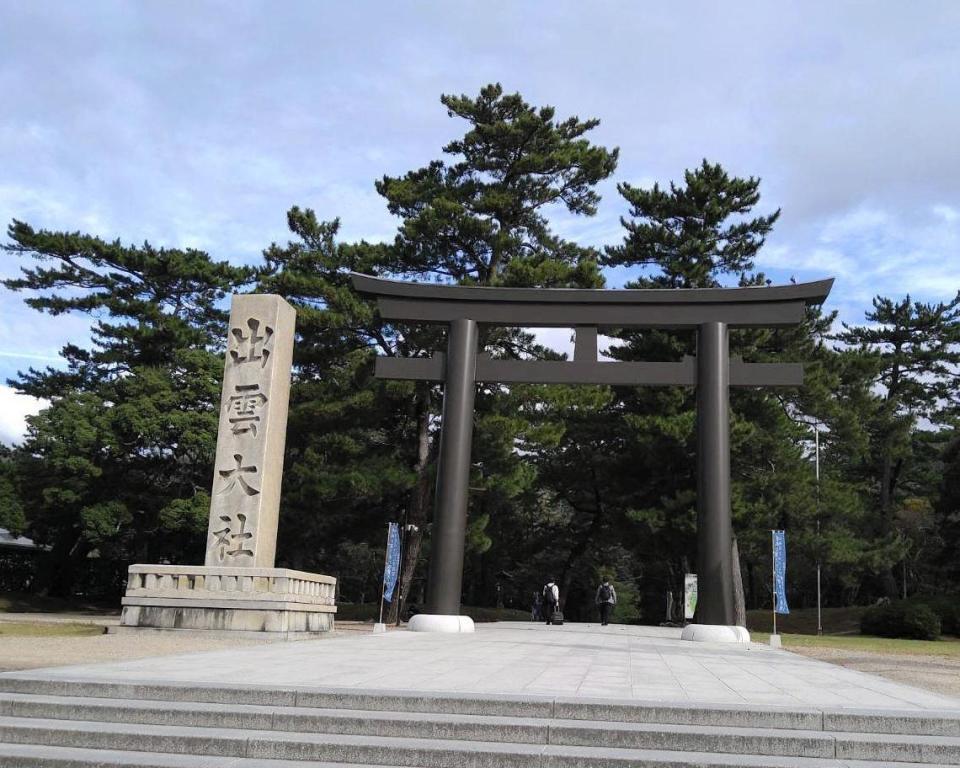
[1,2,958,442]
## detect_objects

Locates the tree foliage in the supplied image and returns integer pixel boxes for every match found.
[1,85,958,620]
[2,223,250,595]
[603,160,779,288]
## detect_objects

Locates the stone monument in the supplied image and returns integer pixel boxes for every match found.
[118,295,337,636]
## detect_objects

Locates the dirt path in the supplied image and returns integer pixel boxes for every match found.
[791,646,960,698]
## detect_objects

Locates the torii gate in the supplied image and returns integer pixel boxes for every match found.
[352,273,833,639]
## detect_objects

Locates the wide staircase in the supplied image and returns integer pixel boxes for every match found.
[0,674,958,767]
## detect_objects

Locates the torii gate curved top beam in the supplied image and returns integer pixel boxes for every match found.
[351,272,834,635]
[351,272,833,328]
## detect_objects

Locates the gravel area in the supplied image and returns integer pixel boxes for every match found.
[0,620,379,673]
[0,631,267,672]
[790,646,960,698]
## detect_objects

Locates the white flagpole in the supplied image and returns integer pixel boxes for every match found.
[771,530,777,638]
[378,523,390,626]
[815,424,822,635]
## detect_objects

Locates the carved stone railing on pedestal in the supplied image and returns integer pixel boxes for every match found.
[120,565,337,635]
[125,565,336,605]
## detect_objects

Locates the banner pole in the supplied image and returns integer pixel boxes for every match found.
[394,525,404,627]
[771,530,777,638]
[815,424,822,635]
[378,523,390,626]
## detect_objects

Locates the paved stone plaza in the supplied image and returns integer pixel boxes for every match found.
[8,622,959,711]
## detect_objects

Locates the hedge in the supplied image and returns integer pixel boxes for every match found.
[860,600,941,640]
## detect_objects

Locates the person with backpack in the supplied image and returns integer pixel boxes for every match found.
[542,579,560,625]
[595,578,617,625]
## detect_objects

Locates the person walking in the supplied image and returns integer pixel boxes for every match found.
[531,590,543,622]
[595,578,617,625]
[542,579,560,625]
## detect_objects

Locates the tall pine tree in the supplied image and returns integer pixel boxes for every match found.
[2,221,251,596]
[265,84,619,618]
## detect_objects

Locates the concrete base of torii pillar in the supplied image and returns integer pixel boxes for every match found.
[680,624,751,643]
[408,614,475,633]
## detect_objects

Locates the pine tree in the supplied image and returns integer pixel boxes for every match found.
[593,163,773,611]
[834,294,960,596]
[255,211,427,591]
[2,221,251,596]
[603,159,779,289]
[378,86,617,618]
[837,294,960,520]
[377,83,618,287]
[0,446,26,536]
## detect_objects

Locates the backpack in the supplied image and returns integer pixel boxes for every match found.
[543,583,557,605]
[599,583,612,602]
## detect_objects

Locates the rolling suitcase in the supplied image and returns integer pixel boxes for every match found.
[551,610,564,625]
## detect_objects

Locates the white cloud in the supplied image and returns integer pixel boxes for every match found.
[933,205,958,223]
[758,244,858,280]
[533,328,574,358]
[1,1,958,341]
[758,202,960,321]
[0,386,46,446]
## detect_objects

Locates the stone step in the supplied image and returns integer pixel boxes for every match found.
[0,715,959,765]
[0,736,956,768]
[0,743,400,767]
[2,675,959,736]
[0,692,837,756]
[0,693,549,745]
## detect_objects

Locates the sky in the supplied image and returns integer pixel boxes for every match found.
[1,1,958,443]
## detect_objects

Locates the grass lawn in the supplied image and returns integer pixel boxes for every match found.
[751,631,960,656]
[746,605,960,656]
[746,605,960,655]
[746,605,865,635]
[0,592,118,615]
[336,603,531,623]
[0,622,105,637]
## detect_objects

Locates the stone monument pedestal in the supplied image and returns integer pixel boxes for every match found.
[119,564,336,636]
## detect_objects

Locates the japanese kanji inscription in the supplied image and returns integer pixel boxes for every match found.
[204,294,296,568]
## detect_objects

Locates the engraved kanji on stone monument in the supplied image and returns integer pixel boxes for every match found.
[230,318,274,367]
[227,384,268,436]
[217,453,260,496]
[204,294,296,568]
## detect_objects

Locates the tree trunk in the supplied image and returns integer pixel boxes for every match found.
[879,357,901,526]
[559,461,604,614]
[880,453,893,522]
[386,385,433,623]
[37,533,86,599]
[731,536,746,627]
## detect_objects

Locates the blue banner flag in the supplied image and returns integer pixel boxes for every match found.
[772,530,789,615]
[383,522,401,603]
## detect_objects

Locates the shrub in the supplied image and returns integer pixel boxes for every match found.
[914,596,960,636]
[860,601,941,640]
